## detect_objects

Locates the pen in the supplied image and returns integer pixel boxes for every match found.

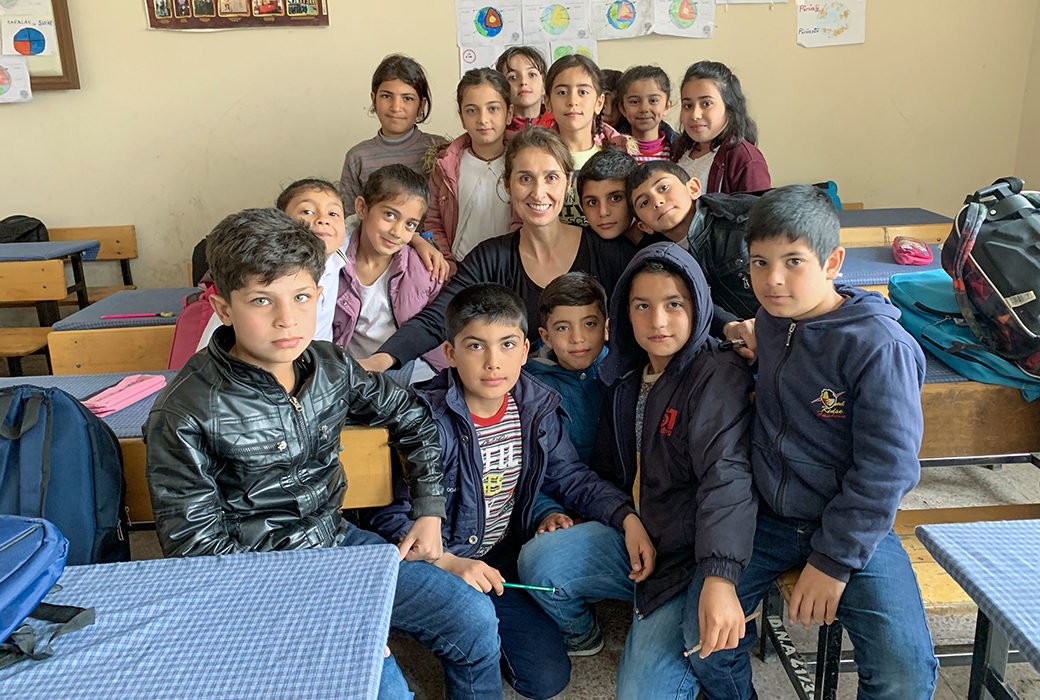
[101,312,175,319]
[683,611,761,657]
[501,583,556,593]
[719,338,747,350]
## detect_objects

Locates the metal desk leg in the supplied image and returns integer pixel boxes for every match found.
[69,252,90,309]
[35,299,60,327]
[968,610,1017,700]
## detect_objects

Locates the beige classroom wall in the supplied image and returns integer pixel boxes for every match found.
[0,0,1037,289]
[1017,4,1040,188]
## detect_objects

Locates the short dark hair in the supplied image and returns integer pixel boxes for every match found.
[370,53,433,124]
[457,67,511,109]
[747,184,840,263]
[446,283,528,345]
[539,272,608,326]
[275,178,341,212]
[361,164,430,210]
[625,160,690,208]
[577,148,637,198]
[206,208,326,297]
[629,260,689,298]
[601,68,622,94]
[495,46,547,80]
[617,65,671,101]
[503,125,574,185]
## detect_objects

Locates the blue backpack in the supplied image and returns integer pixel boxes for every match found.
[0,386,130,565]
[889,268,1040,401]
[0,516,94,669]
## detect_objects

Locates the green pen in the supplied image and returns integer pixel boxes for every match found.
[501,583,556,593]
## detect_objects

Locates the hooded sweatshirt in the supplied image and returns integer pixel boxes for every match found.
[752,285,925,582]
[594,242,756,617]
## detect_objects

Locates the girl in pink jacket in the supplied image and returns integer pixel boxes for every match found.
[425,68,514,276]
[333,164,447,385]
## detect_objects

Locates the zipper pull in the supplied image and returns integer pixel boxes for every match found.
[289,396,303,412]
[786,323,796,347]
[741,272,750,289]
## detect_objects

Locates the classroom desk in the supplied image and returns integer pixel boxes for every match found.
[917,520,1040,700]
[0,240,99,324]
[47,287,195,374]
[840,243,943,298]
[0,545,398,700]
[0,372,394,523]
[839,207,952,249]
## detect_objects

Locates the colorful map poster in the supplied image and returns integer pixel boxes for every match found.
[550,38,597,63]
[1,15,55,56]
[145,0,328,29]
[457,0,523,47]
[521,0,590,44]
[797,1,865,48]
[590,0,652,40]
[0,53,31,102]
[652,0,714,38]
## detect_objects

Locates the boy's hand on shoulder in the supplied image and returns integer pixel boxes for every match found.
[411,233,450,283]
[697,576,746,658]
[723,319,757,363]
[358,353,394,373]
[398,516,444,562]
[788,563,847,628]
[622,513,656,582]
[536,512,574,534]
[434,552,505,595]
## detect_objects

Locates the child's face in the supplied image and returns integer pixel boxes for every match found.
[459,83,511,150]
[548,67,605,136]
[284,188,346,255]
[680,78,727,146]
[504,56,544,114]
[601,90,621,128]
[621,79,672,142]
[211,270,320,378]
[506,146,570,227]
[630,172,701,233]
[446,319,530,416]
[372,78,423,138]
[355,194,425,258]
[539,304,606,371]
[749,237,845,321]
[628,270,693,374]
[580,178,631,239]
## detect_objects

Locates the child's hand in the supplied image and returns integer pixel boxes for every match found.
[398,516,443,562]
[788,563,847,628]
[411,234,450,283]
[358,353,394,373]
[536,512,574,534]
[435,552,505,595]
[696,576,746,658]
[622,513,656,582]
[723,319,757,363]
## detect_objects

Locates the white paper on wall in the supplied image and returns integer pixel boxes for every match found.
[521,0,590,44]
[0,53,32,103]
[457,0,524,48]
[1,15,57,56]
[717,0,787,4]
[589,0,652,40]
[796,1,864,48]
[549,38,598,63]
[651,0,714,38]
[0,0,53,16]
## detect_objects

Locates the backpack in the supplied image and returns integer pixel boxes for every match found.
[940,177,1040,378]
[167,282,218,370]
[889,268,1040,401]
[0,215,48,244]
[0,387,130,566]
[0,515,94,669]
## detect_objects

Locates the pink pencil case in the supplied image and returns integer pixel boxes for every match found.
[892,236,934,265]
[83,374,167,418]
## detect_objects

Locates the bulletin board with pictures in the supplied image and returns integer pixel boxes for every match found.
[0,0,79,98]
[146,0,329,30]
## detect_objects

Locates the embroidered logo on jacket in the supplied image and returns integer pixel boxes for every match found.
[659,408,678,435]
[811,389,847,418]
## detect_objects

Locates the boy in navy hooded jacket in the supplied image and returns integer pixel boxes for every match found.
[689,185,938,700]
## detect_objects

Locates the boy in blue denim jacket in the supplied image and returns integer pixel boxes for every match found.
[687,185,938,700]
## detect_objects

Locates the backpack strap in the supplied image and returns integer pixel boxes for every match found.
[0,393,52,517]
[949,202,995,351]
[0,602,95,669]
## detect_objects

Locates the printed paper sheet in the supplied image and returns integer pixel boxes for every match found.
[797,1,864,48]
[457,0,524,48]
[1,15,56,56]
[652,0,713,38]
[0,53,32,103]
[521,0,590,44]
[0,0,52,15]
[589,0,651,40]
[550,38,598,64]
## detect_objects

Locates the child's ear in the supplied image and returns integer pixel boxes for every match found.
[823,246,846,281]
[663,98,674,115]
[604,317,610,342]
[686,177,702,201]
[443,341,457,368]
[355,196,368,220]
[209,293,233,326]
[636,219,655,235]
[521,338,531,364]
[506,104,514,121]
[594,91,606,116]
[538,327,552,349]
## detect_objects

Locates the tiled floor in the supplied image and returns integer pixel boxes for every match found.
[128,462,1040,699]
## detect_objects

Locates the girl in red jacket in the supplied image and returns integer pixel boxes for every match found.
[672,61,771,195]
[426,68,514,276]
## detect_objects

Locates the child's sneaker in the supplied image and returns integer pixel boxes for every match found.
[565,618,604,657]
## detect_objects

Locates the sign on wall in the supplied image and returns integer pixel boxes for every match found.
[145,0,329,30]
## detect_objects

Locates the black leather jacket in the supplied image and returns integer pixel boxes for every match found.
[145,326,444,558]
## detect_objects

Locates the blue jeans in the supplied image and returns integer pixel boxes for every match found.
[518,521,700,699]
[684,506,938,700]
[342,525,503,700]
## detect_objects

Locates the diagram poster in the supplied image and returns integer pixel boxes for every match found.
[457,0,523,47]
[797,1,864,47]
[652,0,714,38]
[550,39,597,64]
[590,0,651,41]
[0,53,32,102]
[1,16,56,56]
[146,0,329,30]
[0,0,53,15]
[717,0,787,3]
[521,0,589,44]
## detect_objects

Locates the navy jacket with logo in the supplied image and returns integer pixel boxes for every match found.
[368,368,636,558]
[753,285,925,582]
[594,242,757,618]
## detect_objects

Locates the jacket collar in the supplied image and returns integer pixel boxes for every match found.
[208,325,315,402]
[527,345,607,378]
[414,368,561,425]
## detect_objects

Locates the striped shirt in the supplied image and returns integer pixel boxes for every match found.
[633,132,671,163]
[339,127,445,216]
[472,394,523,556]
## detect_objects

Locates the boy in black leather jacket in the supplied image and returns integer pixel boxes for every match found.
[145,208,504,700]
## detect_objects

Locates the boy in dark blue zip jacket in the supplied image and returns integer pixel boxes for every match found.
[368,283,654,700]
[687,185,938,700]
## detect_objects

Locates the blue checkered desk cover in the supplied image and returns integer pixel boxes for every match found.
[0,545,400,699]
[840,245,943,287]
[52,287,197,331]
[916,520,1040,671]
[0,240,101,262]
[0,371,179,439]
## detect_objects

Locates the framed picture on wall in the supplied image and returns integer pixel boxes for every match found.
[16,0,80,91]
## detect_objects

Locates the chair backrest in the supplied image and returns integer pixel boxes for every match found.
[48,226,137,262]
